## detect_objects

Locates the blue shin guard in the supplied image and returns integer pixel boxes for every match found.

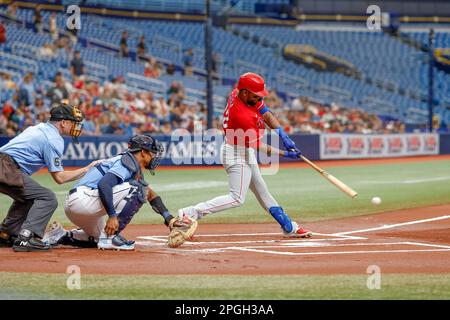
[117,188,145,233]
[269,206,294,233]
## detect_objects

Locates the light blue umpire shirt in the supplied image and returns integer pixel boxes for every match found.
[0,122,64,175]
[74,155,133,189]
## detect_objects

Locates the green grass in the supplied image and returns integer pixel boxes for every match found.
[1,272,450,299]
[1,159,449,226]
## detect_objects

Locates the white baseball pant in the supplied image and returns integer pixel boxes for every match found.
[179,143,278,220]
[64,183,133,241]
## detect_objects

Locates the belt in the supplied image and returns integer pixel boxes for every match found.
[69,186,94,195]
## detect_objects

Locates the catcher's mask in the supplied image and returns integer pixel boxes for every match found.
[50,102,84,143]
[127,134,164,175]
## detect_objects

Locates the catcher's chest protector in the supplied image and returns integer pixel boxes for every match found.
[121,152,148,203]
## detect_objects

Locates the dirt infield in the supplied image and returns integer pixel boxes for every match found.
[1,203,450,275]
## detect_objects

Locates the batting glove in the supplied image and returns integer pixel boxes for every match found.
[284,149,302,159]
[275,127,299,152]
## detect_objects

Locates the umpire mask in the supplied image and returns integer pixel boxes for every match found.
[50,103,85,144]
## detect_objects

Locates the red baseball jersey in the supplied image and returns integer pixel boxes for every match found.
[222,89,266,148]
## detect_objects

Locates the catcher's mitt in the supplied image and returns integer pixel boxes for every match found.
[167,216,198,248]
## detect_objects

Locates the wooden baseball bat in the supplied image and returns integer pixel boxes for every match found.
[299,154,358,199]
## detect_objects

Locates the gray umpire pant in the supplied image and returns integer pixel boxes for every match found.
[0,157,58,239]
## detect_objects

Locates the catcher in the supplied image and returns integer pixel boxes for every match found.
[43,134,196,250]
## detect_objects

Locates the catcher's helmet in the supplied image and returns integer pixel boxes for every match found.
[127,134,164,174]
[237,72,268,97]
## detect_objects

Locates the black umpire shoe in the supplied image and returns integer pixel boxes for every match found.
[12,229,51,252]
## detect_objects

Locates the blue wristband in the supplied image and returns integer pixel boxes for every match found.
[259,106,270,115]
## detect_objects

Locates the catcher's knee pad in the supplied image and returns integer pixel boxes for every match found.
[269,206,293,233]
[117,187,145,232]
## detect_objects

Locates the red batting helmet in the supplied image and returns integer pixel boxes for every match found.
[237,72,269,97]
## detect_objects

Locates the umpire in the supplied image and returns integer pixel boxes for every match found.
[0,103,99,252]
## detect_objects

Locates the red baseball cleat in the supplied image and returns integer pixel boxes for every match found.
[283,222,313,238]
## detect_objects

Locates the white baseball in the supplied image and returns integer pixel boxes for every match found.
[371,197,381,205]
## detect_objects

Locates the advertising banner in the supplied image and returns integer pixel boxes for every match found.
[320,133,440,159]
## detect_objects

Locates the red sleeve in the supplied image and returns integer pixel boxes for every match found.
[256,100,265,112]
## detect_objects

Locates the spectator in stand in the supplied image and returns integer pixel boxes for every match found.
[18,73,35,107]
[38,43,57,59]
[49,12,58,41]
[0,72,16,91]
[6,2,17,20]
[131,104,146,127]
[141,117,159,134]
[144,62,155,78]
[144,58,160,79]
[33,6,43,34]
[10,103,26,131]
[86,80,100,98]
[265,89,283,109]
[212,116,222,132]
[291,96,305,111]
[0,112,9,135]
[170,104,183,129]
[32,96,49,116]
[110,75,127,99]
[5,120,18,137]
[2,100,15,118]
[102,119,123,135]
[120,115,134,136]
[55,34,72,55]
[183,48,194,76]
[137,35,146,60]
[46,73,69,107]
[70,50,85,78]
[0,21,6,46]
[82,112,99,136]
[120,31,129,58]
[67,27,78,46]
[167,80,184,100]
[86,99,103,119]
[166,63,175,75]
[160,122,172,134]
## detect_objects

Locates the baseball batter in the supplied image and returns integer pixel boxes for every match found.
[179,73,312,238]
[44,134,194,250]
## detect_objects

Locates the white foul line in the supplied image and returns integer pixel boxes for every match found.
[137,232,366,242]
[404,241,450,250]
[229,247,450,256]
[162,241,450,252]
[138,238,351,245]
[333,215,450,236]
